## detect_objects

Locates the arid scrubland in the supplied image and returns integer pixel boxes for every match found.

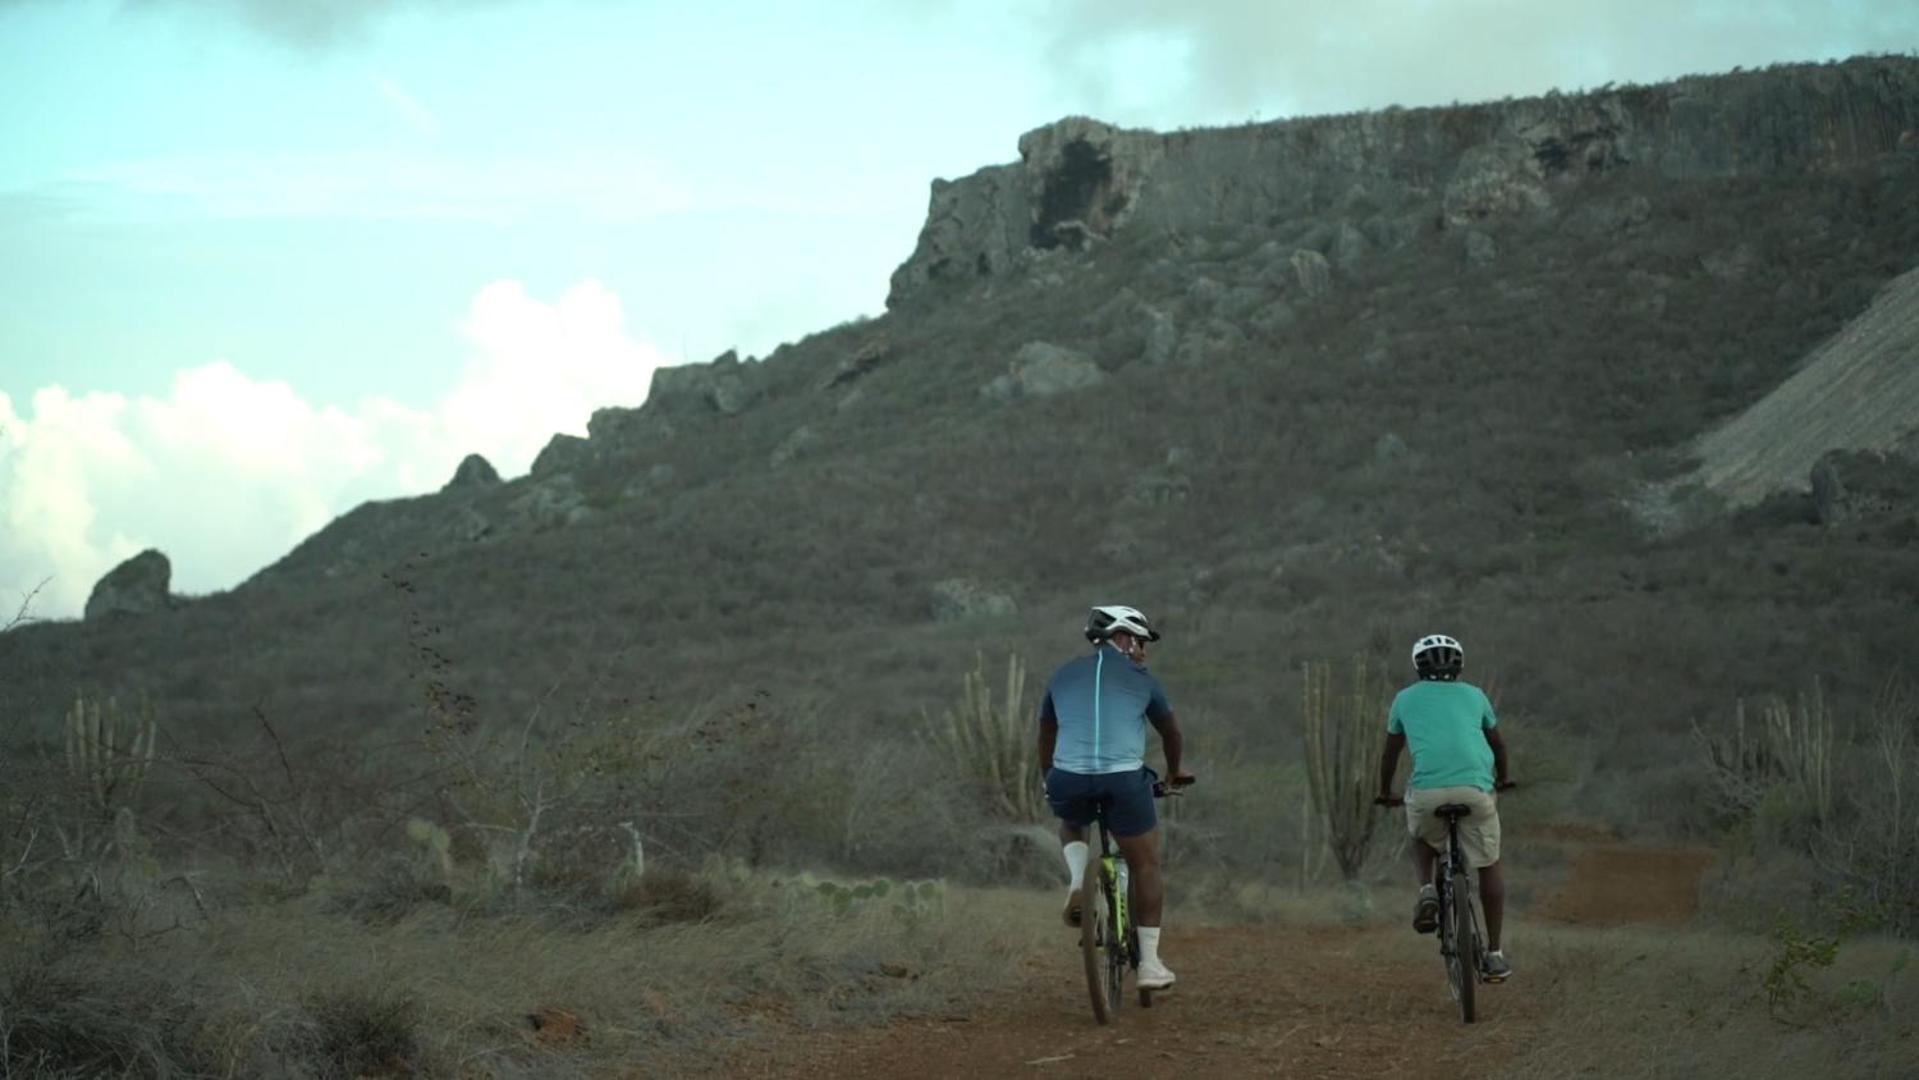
[3,56,1919,1075]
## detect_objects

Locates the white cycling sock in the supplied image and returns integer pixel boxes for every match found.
[1062,841,1089,889]
[1137,926,1162,966]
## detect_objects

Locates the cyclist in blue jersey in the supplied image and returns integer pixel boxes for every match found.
[1038,604,1193,991]
[1376,633,1516,982]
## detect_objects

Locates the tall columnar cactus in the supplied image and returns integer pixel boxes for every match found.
[1302,657,1393,881]
[64,693,157,818]
[927,652,1043,824]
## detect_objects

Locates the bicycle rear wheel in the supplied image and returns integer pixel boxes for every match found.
[1451,861,1478,1024]
[1079,867,1111,1025]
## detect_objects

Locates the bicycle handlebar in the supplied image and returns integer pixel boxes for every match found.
[1152,775,1197,798]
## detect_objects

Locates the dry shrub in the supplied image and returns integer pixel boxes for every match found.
[609,865,727,924]
[0,949,213,1077]
[301,987,422,1079]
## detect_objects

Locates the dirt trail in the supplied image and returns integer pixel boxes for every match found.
[723,923,1526,1079]
[718,840,1717,1079]
[1539,844,1715,925]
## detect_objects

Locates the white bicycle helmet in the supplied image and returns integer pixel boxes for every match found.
[1411,633,1464,680]
[1085,604,1160,644]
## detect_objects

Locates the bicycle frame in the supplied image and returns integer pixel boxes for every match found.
[1436,811,1486,1023]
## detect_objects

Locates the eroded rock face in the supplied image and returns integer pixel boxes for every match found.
[888,58,1919,308]
[85,550,172,621]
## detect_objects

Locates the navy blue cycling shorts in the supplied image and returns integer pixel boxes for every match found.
[1046,766,1158,838]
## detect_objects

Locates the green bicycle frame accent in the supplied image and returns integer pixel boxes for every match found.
[1104,853,1128,935]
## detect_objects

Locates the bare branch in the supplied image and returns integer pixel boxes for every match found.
[3,577,50,633]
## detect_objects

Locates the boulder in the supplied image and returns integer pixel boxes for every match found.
[1810,449,1918,525]
[981,342,1105,402]
[931,579,1018,622]
[1142,306,1178,365]
[85,549,172,621]
[1291,250,1333,299]
[441,453,501,492]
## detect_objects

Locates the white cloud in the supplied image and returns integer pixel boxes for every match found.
[0,279,674,620]
[1040,0,1919,125]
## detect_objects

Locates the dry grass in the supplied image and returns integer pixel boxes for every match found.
[1325,917,1919,1078]
[0,866,1053,1078]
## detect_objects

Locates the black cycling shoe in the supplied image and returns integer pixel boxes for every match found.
[1412,888,1440,934]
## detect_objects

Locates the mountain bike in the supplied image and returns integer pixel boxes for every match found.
[1377,793,1507,1024]
[1080,776,1191,1025]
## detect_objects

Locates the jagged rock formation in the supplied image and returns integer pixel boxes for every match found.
[1689,265,1919,505]
[890,57,1919,308]
[84,550,172,620]
[442,453,501,492]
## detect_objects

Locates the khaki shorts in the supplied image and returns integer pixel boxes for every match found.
[1405,786,1501,868]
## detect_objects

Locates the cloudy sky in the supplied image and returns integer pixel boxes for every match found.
[2,0,1915,618]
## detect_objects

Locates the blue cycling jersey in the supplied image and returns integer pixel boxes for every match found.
[1039,643,1173,774]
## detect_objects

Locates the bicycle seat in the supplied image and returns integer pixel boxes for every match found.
[1435,804,1473,820]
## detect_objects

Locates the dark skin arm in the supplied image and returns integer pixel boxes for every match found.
[1038,715,1058,775]
[1148,710,1192,783]
[1378,731,1406,799]
[1485,726,1511,787]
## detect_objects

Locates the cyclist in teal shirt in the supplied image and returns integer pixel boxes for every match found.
[1376,633,1516,982]
[1038,605,1193,990]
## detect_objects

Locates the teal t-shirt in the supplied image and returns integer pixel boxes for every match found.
[1386,680,1498,792]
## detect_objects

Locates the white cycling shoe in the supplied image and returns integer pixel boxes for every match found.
[1062,888,1083,928]
[1136,958,1177,990]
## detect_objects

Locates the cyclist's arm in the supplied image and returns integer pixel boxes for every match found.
[1484,726,1510,786]
[1037,694,1058,774]
[1147,709,1185,779]
[1378,732,1406,798]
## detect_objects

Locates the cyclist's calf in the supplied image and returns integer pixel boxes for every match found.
[1477,861,1505,951]
[1113,827,1164,927]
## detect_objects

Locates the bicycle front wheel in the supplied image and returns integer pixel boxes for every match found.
[1452,872,1478,1024]
[1079,869,1112,1025]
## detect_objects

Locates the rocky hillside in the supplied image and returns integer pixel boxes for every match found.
[1688,264,1919,505]
[3,57,1917,847]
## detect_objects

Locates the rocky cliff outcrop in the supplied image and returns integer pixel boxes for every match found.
[85,550,172,620]
[890,57,1919,307]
